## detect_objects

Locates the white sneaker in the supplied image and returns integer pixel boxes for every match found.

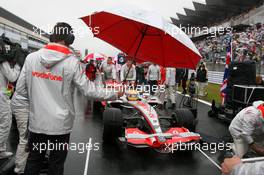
[0,151,13,159]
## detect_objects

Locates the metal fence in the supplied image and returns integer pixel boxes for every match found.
[206,71,263,84]
[207,71,224,84]
[189,70,264,84]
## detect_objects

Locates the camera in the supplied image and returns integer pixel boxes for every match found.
[188,73,196,96]
[0,34,29,66]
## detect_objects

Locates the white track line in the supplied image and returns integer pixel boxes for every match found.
[196,147,222,171]
[197,98,212,106]
[84,138,92,175]
[176,91,212,106]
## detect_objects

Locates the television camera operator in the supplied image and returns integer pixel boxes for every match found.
[0,34,26,159]
[188,73,197,97]
[183,72,197,107]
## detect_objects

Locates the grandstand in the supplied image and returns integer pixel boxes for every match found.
[171,0,264,28]
[171,0,264,76]
[0,7,49,51]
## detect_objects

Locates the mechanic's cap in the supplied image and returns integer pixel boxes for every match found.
[253,100,264,117]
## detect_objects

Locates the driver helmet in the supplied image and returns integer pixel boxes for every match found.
[253,100,264,118]
[126,90,139,101]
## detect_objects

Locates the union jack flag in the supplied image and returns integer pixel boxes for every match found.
[220,35,232,104]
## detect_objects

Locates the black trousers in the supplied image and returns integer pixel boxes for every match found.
[24,132,70,175]
[148,80,158,95]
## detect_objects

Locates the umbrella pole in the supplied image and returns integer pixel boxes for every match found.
[124,26,148,82]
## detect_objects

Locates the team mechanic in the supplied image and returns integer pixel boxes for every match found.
[11,91,29,174]
[0,60,21,159]
[229,100,264,158]
[13,22,123,175]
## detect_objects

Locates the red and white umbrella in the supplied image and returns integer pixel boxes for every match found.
[83,53,107,62]
[81,5,201,69]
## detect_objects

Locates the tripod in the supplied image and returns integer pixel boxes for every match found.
[179,93,197,108]
[179,92,198,118]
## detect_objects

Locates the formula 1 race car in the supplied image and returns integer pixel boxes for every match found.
[102,82,201,153]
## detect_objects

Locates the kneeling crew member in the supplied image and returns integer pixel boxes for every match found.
[229,101,264,158]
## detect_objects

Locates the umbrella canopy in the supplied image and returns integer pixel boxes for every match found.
[83,53,106,62]
[81,5,201,69]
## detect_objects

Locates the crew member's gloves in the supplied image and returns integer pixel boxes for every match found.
[4,83,14,98]
[221,157,242,175]
[250,143,264,156]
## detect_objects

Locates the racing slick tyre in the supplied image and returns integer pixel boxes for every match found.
[103,108,123,144]
[173,108,196,132]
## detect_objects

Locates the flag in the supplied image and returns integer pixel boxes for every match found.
[220,35,232,104]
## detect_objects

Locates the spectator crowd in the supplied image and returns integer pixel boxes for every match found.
[195,23,264,68]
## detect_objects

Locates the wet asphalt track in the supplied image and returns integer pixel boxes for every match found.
[1,94,231,175]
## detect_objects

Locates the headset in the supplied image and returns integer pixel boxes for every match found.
[64,30,75,46]
[50,22,75,45]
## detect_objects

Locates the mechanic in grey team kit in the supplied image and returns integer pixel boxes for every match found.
[13,22,123,175]
[221,100,264,175]
[229,100,264,158]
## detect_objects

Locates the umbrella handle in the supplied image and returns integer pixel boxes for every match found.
[124,26,148,82]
